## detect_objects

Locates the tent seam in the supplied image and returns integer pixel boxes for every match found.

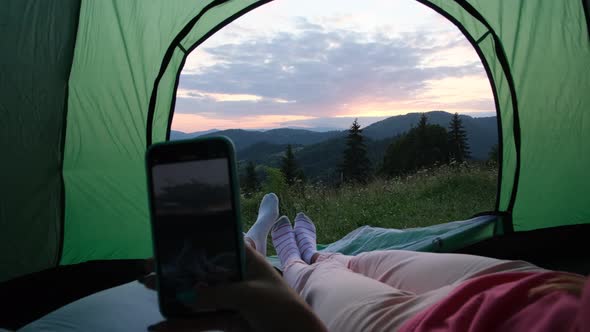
[414,0,506,222]
[475,31,491,44]
[146,0,229,147]
[583,0,590,42]
[452,0,520,233]
[56,0,83,267]
[165,0,274,141]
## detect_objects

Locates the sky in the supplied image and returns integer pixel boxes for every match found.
[172,0,495,133]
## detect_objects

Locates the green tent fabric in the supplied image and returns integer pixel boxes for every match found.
[0,0,81,282]
[1,0,589,283]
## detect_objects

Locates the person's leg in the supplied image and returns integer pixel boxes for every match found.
[270,216,301,269]
[244,193,279,257]
[294,212,347,265]
[295,213,545,295]
[294,212,321,264]
[282,255,449,331]
[344,249,547,294]
[290,214,450,330]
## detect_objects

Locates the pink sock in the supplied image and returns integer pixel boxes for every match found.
[294,212,318,264]
[271,216,302,268]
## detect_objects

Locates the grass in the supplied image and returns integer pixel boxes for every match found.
[241,163,497,252]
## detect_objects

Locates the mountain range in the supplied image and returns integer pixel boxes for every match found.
[171,111,498,181]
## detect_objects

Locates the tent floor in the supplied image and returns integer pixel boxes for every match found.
[0,260,145,330]
[1,224,588,330]
[457,223,590,275]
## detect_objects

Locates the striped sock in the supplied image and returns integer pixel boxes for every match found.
[294,212,317,264]
[271,216,301,268]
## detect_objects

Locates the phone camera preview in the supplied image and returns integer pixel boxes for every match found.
[151,157,240,310]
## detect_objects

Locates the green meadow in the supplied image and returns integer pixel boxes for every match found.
[241,164,497,251]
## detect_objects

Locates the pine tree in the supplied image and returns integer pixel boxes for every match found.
[280,144,302,186]
[380,122,449,177]
[340,119,371,183]
[242,161,259,196]
[416,113,430,167]
[448,113,471,163]
[418,113,428,129]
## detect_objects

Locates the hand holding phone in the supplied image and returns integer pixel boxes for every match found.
[146,136,245,318]
[144,244,328,332]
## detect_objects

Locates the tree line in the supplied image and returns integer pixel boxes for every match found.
[380,113,471,178]
[242,112,488,194]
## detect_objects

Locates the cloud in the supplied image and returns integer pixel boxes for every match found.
[279,116,389,130]
[173,15,493,131]
[177,88,294,103]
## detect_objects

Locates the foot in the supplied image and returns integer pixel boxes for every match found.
[294,213,318,264]
[271,216,302,268]
[245,193,279,257]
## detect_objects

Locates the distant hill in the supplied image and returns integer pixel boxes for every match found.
[171,111,498,182]
[200,128,343,151]
[171,126,343,141]
[295,137,347,181]
[236,142,291,165]
[276,126,344,132]
[363,111,497,160]
[170,129,219,140]
[255,136,395,182]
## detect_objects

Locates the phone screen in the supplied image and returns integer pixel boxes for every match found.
[150,157,241,314]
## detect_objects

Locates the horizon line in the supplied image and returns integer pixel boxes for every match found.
[172,110,497,134]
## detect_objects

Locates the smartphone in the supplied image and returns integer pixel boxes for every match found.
[146,136,245,318]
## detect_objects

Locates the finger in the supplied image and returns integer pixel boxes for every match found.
[244,244,281,278]
[245,242,263,264]
[139,274,157,291]
[546,274,587,284]
[144,258,155,274]
[528,275,587,298]
[529,283,583,298]
[148,313,250,332]
[244,236,256,249]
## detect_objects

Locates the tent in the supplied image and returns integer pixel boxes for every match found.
[1,0,589,328]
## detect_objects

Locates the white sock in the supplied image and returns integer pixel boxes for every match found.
[245,193,279,257]
[294,212,318,264]
[271,216,302,269]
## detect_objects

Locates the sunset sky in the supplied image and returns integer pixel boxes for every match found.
[172,0,495,133]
